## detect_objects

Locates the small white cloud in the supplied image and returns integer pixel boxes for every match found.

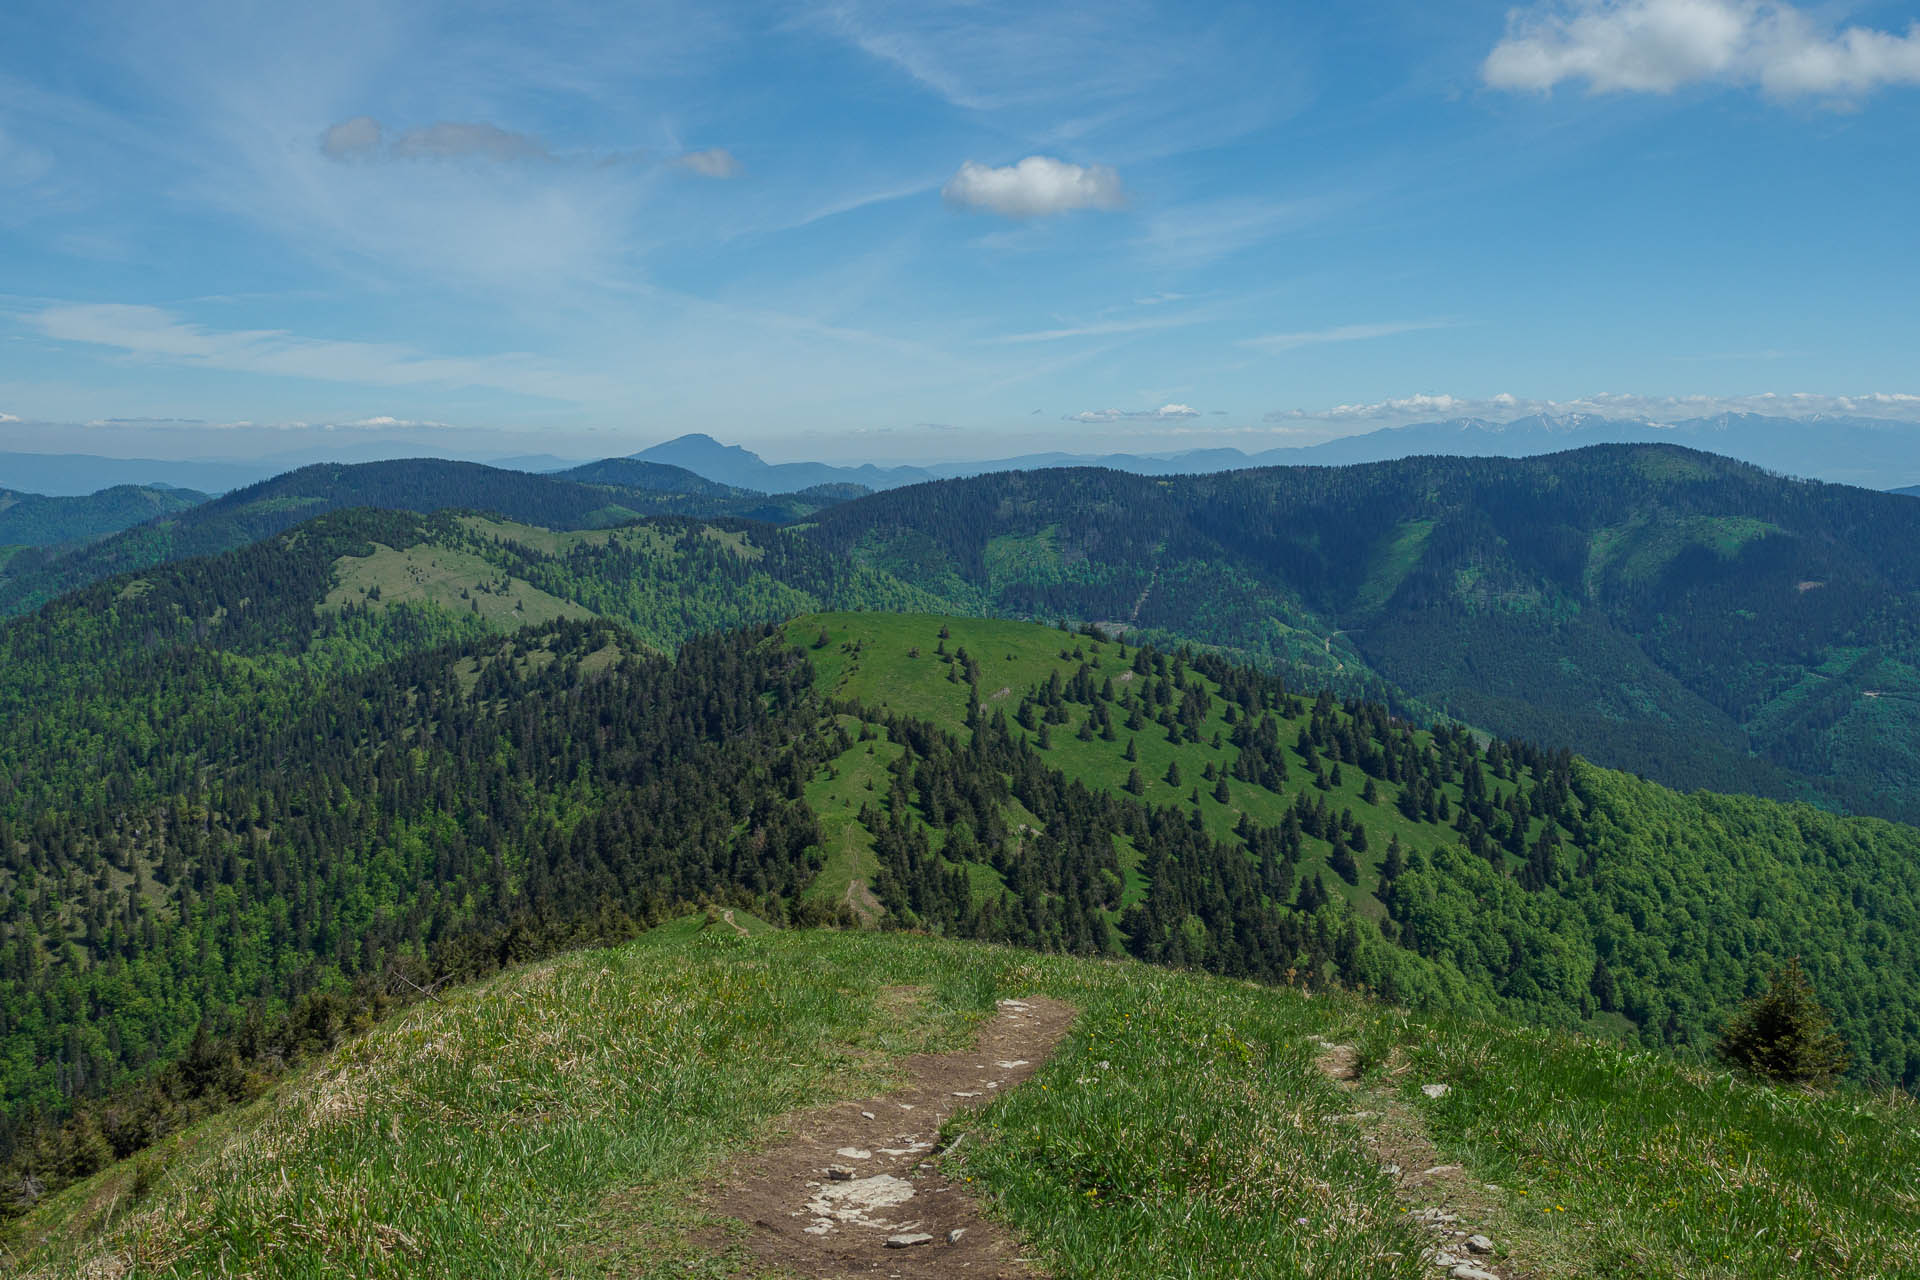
[1065,403,1201,423]
[1241,320,1454,353]
[0,411,20,423]
[677,148,741,178]
[1483,0,1920,99]
[943,155,1125,219]
[320,115,383,160]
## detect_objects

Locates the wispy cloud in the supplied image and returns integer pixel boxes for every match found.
[1484,0,1920,100]
[1133,196,1337,270]
[1240,319,1455,354]
[319,117,558,164]
[810,1,1298,161]
[30,303,617,403]
[981,312,1203,345]
[676,147,741,178]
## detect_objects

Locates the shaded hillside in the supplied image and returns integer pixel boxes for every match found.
[0,485,207,547]
[0,458,849,617]
[801,445,1920,818]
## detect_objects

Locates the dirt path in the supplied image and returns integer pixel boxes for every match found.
[708,996,1077,1278]
[1312,1038,1530,1280]
[843,877,883,926]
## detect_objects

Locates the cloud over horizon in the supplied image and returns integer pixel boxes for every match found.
[1065,403,1201,423]
[1484,0,1920,98]
[1266,390,1920,425]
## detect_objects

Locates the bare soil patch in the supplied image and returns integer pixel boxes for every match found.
[708,995,1076,1278]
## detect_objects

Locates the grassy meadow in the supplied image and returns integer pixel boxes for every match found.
[10,922,1918,1279]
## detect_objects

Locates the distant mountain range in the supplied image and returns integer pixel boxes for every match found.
[637,413,1920,491]
[10,411,1920,497]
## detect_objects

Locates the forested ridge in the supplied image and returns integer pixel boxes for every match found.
[801,444,1920,819]
[0,457,861,618]
[0,486,207,550]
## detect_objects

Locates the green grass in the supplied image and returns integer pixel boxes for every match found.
[1354,518,1436,615]
[15,925,1917,1278]
[801,715,904,907]
[1400,1016,1920,1277]
[324,542,595,629]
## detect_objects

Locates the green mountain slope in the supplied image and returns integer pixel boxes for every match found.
[0,458,855,617]
[0,485,207,547]
[783,612,1920,1089]
[800,445,1920,819]
[13,926,1918,1279]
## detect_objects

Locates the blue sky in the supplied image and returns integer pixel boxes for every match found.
[1,0,1918,463]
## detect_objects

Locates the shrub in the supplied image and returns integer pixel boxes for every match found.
[1716,958,1848,1086]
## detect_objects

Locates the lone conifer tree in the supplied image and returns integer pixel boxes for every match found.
[1716,959,1848,1086]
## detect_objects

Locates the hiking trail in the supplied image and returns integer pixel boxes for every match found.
[709,995,1076,1277]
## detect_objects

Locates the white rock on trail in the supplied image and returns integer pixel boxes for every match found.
[1421,1083,1450,1099]
[1450,1267,1500,1280]
[1465,1234,1496,1254]
[804,1173,917,1229]
[885,1233,935,1248]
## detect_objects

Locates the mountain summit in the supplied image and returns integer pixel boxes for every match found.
[632,434,935,493]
